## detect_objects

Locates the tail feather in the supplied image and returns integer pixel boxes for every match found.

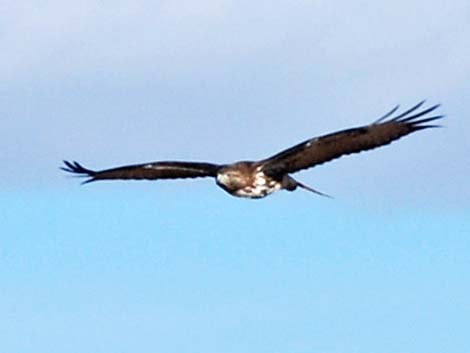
[296,181,333,198]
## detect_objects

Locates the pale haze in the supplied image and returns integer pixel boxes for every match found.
[1,1,469,352]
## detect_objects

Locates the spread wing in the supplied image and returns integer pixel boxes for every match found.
[261,101,443,176]
[61,160,221,184]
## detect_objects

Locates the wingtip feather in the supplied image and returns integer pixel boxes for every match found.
[374,104,400,124]
[374,101,444,128]
[61,160,96,177]
[391,100,427,121]
[80,178,96,185]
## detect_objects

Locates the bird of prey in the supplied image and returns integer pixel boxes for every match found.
[62,101,443,199]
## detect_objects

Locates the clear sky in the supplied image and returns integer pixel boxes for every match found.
[1,1,469,352]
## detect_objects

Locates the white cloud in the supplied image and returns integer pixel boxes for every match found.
[1,0,469,86]
[1,1,229,79]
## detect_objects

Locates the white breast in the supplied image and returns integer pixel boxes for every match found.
[234,172,281,198]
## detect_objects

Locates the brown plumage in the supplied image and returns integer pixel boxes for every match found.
[62,161,219,183]
[62,101,443,199]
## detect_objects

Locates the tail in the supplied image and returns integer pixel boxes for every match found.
[296,181,333,198]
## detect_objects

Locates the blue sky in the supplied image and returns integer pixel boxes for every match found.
[1,1,470,352]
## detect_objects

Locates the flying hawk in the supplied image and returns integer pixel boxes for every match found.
[62,101,443,199]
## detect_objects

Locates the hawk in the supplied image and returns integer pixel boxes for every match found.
[62,101,443,199]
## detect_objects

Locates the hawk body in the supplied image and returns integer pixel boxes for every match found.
[62,101,443,199]
[215,162,283,198]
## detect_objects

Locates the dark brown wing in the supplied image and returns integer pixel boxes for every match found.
[261,101,443,176]
[61,160,221,184]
